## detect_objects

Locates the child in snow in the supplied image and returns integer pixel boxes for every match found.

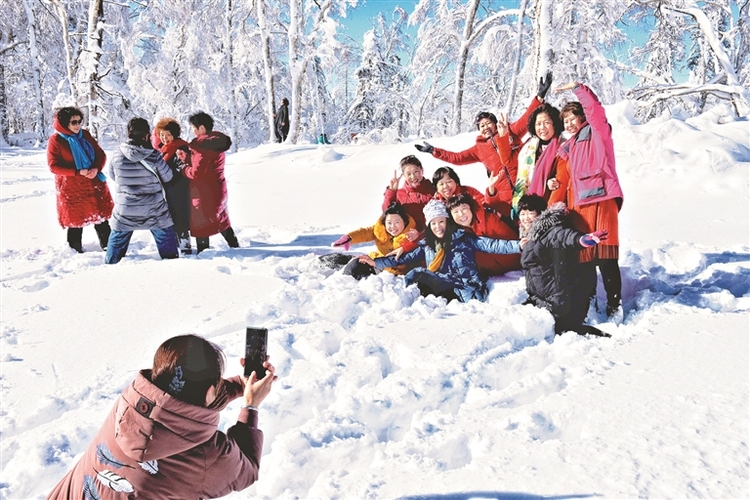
[359,199,521,302]
[517,194,610,337]
[325,202,421,280]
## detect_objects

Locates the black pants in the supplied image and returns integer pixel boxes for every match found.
[67,221,111,252]
[594,258,622,309]
[196,227,239,253]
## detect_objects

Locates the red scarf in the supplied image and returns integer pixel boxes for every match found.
[159,138,190,162]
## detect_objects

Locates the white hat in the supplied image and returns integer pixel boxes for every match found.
[423,199,449,224]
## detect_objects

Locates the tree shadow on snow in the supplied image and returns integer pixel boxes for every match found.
[396,492,599,500]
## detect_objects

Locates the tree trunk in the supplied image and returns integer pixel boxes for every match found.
[85,0,105,140]
[450,0,480,135]
[505,0,529,113]
[51,0,76,102]
[532,0,554,81]
[225,0,238,152]
[287,0,305,143]
[256,0,277,143]
[0,61,8,145]
[21,0,46,145]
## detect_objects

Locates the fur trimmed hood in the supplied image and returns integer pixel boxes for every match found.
[527,202,568,241]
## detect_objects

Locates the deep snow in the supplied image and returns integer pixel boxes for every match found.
[0,101,748,499]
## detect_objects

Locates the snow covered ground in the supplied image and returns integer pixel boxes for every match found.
[1,102,748,499]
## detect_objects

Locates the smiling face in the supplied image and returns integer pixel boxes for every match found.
[402,164,424,188]
[535,112,556,141]
[160,129,174,144]
[66,115,83,134]
[477,118,497,139]
[518,209,539,233]
[450,203,473,228]
[562,112,584,136]
[429,216,448,239]
[436,173,458,199]
[384,214,406,237]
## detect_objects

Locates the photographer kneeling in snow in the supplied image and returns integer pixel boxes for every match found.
[518,194,610,337]
[359,200,520,303]
[47,334,277,498]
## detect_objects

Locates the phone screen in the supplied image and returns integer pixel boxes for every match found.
[244,327,268,378]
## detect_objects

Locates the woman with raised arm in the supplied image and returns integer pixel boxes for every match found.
[549,81,624,317]
[47,334,278,499]
[381,155,435,231]
[47,107,114,253]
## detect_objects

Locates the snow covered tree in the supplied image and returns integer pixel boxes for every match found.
[345,9,411,138]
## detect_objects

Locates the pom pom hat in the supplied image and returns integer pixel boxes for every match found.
[423,200,449,225]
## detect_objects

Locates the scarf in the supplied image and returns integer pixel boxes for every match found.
[56,129,106,182]
[427,243,446,273]
[512,136,560,208]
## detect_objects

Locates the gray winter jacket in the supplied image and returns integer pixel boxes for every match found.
[109,144,174,231]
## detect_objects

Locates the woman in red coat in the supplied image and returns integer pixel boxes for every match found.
[47,107,114,253]
[381,155,435,231]
[446,193,521,278]
[431,166,486,207]
[177,112,239,253]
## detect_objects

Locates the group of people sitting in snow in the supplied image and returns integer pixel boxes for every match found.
[325,76,623,337]
[47,108,237,264]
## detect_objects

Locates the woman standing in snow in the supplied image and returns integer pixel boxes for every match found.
[153,117,192,254]
[105,118,179,264]
[46,334,277,499]
[359,200,521,303]
[549,82,625,317]
[47,107,114,253]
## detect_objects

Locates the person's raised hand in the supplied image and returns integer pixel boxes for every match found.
[537,71,553,99]
[331,234,352,250]
[488,171,501,195]
[555,81,578,93]
[579,229,608,247]
[388,170,402,191]
[414,141,434,154]
[496,111,509,136]
[241,356,278,407]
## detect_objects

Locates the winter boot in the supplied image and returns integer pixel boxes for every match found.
[221,227,240,248]
[196,237,210,254]
[67,227,84,253]
[94,221,111,250]
[576,324,612,338]
[178,232,192,255]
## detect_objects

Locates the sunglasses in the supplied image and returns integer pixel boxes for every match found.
[69,119,83,126]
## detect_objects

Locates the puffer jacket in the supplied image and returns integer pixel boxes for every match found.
[556,83,623,207]
[374,228,521,302]
[46,371,263,499]
[47,118,113,228]
[108,144,174,231]
[520,205,594,320]
[382,178,435,230]
[431,97,541,207]
[183,132,233,238]
[347,215,419,275]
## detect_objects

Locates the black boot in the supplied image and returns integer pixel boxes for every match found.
[196,237,210,253]
[94,221,111,250]
[221,227,239,248]
[576,324,612,338]
[67,227,84,253]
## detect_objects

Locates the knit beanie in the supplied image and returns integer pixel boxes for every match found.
[423,199,449,225]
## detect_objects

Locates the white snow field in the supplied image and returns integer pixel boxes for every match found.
[1,102,748,499]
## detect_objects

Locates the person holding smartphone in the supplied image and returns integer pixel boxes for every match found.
[47,334,277,499]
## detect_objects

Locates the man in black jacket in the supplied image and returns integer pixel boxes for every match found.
[274,98,289,142]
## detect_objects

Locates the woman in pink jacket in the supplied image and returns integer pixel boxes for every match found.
[550,82,625,317]
[47,334,277,499]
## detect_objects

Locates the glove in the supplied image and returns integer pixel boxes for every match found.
[331,234,352,250]
[579,230,609,248]
[414,141,434,154]
[537,71,553,99]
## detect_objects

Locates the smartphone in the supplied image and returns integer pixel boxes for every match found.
[244,327,268,378]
